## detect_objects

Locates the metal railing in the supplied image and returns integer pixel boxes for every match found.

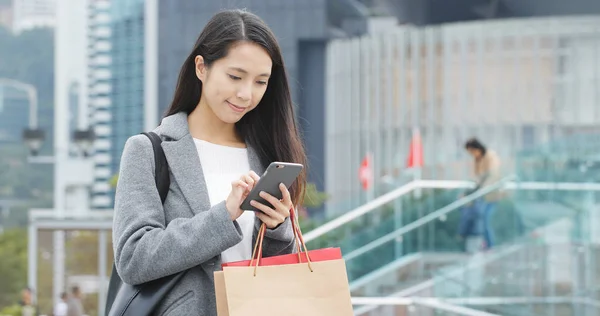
[305,177,600,243]
[304,179,476,242]
[343,176,515,261]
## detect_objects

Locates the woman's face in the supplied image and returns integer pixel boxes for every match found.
[467,148,483,159]
[195,42,272,124]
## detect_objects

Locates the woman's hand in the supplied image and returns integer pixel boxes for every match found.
[225,171,261,221]
[251,183,293,229]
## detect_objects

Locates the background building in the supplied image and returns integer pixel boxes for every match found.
[89,0,113,209]
[108,0,369,206]
[4,0,600,315]
[0,87,28,144]
[12,0,55,34]
[0,1,12,29]
[109,0,145,183]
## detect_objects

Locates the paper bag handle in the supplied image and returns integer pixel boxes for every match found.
[249,208,313,276]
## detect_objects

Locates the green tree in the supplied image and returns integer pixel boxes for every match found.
[66,231,113,276]
[0,229,27,308]
[302,183,329,209]
[0,304,23,316]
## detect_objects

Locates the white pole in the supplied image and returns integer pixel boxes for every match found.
[98,230,107,316]
[144,0,159,131]
[53,231,66,309]
[28,224,38,303]
[54,0,74,305]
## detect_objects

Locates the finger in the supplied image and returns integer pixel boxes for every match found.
[250,200,284,223]
[259,191,285,211]
[231,179,249,190]
[230,181,249,199]
[241,174,255,190]
[259,191,290,219]
[248,170,260,183]
[279,183,292,208]
[254,211,279,229]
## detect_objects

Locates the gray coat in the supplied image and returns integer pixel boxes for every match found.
[112,112,296,316]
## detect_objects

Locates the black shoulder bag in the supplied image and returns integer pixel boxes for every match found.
[105,132,188,316]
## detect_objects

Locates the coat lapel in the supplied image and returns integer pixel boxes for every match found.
[161,134,212,215]
[155,112,267,216]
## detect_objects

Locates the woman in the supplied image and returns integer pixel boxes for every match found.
[112,10,307,315]
[464,138,501,249]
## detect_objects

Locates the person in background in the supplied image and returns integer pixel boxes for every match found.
[464,138,501,249]
[53,292,68,316]
[457,199,485,253]
[19,288,37,316]
[66,286,84,316]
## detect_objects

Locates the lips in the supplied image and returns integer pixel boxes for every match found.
[227,101,247,113]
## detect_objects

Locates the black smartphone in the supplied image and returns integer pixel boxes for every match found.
[240,162,304,212]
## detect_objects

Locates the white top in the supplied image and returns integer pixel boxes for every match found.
[54,301,68,316]
[193,138,256,264]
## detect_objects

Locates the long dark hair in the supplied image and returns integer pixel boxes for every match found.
[164,9,307,206]
[464,138,487,156]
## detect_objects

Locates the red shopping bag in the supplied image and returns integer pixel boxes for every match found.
[214,209,353,316]
[222,209,342,267]
[222,247,342,267]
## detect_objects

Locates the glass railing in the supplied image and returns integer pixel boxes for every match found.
[352,297,502,316]
[515,133,600,184]
[305,187,463,280]
[465,302,599,316]
[300,180,414,229]
[349,186,510,286]
[429,184,600,315]
[304,177,512,286]
[431,242,600,316]
[337,176,600,298]
[353,305,494,316]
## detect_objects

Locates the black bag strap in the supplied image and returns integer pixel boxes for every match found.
[142,132,170,204]
[105,132,171,315]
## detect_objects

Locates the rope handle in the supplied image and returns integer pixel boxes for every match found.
[249,208,313,276]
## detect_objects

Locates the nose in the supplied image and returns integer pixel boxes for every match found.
[236,83,252,102]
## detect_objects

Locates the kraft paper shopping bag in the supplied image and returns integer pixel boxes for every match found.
[221,259,353,316]
[214,209,353,316]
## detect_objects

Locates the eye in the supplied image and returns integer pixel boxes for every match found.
[256,80,268,86]
[228,74,241,80]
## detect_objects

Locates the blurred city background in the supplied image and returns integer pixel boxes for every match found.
[1,0,600,315]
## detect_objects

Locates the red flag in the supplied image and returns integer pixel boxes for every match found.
[407,128,423,169]
[359,153,373,191]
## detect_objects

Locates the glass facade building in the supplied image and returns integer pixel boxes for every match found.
[89,0,113,208]
[107,0,352,204]
[109,0,145,178]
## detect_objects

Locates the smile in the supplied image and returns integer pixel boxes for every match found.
[226,101,247,113]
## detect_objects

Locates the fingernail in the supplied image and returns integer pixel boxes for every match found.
[259,191,266,196]
[250,200,256,205]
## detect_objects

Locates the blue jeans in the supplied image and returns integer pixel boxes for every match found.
[480,201,497,249]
